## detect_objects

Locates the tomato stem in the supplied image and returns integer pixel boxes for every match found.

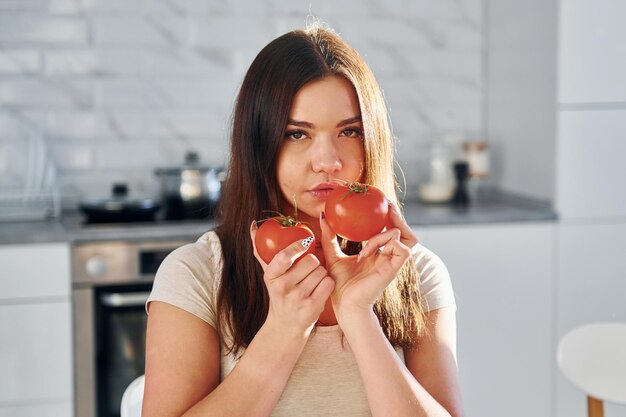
[339,181,369,201]
[258,210,298,227]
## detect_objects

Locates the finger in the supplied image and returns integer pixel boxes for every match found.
[297,266,331,297]
[319,211,344,263]
[379,237,412,270]
[358,228,402,262]
[387,202,419,248]
[250,220,268,271]
[265,237,316,280]
[308,274,335,306]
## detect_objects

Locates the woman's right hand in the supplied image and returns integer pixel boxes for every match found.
[250,221,335,337]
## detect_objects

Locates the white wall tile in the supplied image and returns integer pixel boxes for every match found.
[556,109,626,219]
[379,75,481,106]
[152,77,240,108]
[0,78,93,108]
[0,50,40,74]
[0,0,49,11]
[192,17,275,48]
[43,49,97,75]
[94,78,167,108]
[38,110,115,140]
[50,143,94,170]
[142,0,225,15]
[139,48,232,77]
[47,0,85,15]
[0,14,88,44]
[107,110,171,138]
[0,112,48,141]
[92,15,189,47]
[43,48,143,76]
[407,0,483,22]
[366,47,481,79]
[80,0,145,14]
[226,0,294,17]
[158,109,230,138]
[94,140,172,169]
[559,0,626,104]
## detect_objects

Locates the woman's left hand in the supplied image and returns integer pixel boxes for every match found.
[319,202,418,320]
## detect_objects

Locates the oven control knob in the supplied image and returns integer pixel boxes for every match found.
[85,256,107,278]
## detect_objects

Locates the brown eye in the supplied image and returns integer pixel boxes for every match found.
[284,130,306,141]
[340,128,364,138]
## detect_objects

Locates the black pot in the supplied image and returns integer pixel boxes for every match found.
[79,183,161,224]
[154,151,224,220]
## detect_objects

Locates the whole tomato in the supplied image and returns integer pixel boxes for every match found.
[254,214,315,264]
[324,182,389,242]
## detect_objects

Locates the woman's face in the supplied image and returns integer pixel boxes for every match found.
[276,75,366,225]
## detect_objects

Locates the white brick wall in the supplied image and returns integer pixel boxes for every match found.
[0,0,484,209]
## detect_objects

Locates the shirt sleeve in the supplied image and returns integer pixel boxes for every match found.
[413,244,457,312]
[146,233,221,328]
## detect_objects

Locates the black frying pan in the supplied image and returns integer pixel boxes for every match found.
[79,183,161,224]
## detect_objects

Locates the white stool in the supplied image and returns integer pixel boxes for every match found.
[557,323,626,417]
[120,374,145,417]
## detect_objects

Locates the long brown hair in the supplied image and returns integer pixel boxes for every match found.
[215,24,425,355]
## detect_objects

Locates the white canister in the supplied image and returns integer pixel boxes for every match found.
[463,141,489,179]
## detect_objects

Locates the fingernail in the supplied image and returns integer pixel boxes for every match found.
[301,236,314,248]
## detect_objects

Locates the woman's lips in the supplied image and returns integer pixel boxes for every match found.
[309,189,333,199]
[309,184,336,200]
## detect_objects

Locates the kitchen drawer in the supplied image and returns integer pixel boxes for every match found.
[0,401,72,417]
[0,302,73,405]
[556,109,626,219]
[0,242,70,300]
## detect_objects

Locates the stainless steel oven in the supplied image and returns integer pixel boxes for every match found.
[72,239,191,417]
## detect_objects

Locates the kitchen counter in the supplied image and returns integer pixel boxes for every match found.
[401,190,558,226]
[0,191,557,245]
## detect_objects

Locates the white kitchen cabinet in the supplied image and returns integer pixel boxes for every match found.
[556,109,626,220]
[0,243,70,300]
[555,222,626,417]
[0,243,73,417]
[0,402,72,417]
[418,222,555,417]
[559,0,626,104]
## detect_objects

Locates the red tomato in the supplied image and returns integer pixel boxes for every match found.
[324,182,389,242]
[254,215,315,264]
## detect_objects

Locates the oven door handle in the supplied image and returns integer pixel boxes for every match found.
[100,291,151,308]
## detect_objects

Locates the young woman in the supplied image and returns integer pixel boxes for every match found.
[143,24,463,417]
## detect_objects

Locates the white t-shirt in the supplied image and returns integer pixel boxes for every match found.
[147,230,456,416]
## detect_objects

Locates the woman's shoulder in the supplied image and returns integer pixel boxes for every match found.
[411,243,447,274]
[164,230,223,270]
[147,230,223,326]
[153,230,224,296]
[411,243,456,312]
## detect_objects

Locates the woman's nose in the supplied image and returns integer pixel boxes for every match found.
[310,136,342,174]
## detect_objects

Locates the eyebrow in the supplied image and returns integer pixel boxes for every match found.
[287,115,362,128]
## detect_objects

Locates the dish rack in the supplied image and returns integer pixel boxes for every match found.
[0,189,60,222]
[0,136,61,222]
